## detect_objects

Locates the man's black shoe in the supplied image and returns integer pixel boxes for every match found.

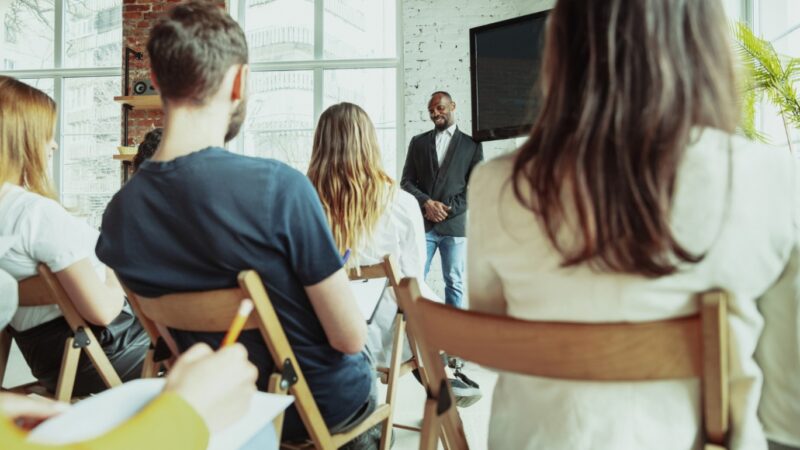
[449,370,482,408]
[412,367,482,407]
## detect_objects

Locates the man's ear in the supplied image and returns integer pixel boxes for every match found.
[232,64,249,101]
[450,101,456,112]
[149,70,160,91]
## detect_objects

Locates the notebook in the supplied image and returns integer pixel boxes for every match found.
[350,277,388,324]
[28,378,294,450]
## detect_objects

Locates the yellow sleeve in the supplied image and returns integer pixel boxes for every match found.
[1,393,209,450]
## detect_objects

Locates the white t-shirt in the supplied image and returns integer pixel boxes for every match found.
[354,188,441,366]
[0,183,106,331]
[0,237,17,328]
[467,128,797,450]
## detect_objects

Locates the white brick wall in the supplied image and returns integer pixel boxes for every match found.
[402,0,554,161]
[402,0,554,301]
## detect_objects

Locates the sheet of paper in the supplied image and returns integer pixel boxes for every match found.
[350,278,387,323]
[28,378,294,450]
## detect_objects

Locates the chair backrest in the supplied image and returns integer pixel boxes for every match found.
[348,254,401,287]
[121,270,341,447]
[396,277,730,449]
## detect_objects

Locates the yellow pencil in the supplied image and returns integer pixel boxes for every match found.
[221,298,254,347]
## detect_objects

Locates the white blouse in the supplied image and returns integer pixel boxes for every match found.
[467,128,797,450]
[354,187,441,366]
[0,183,106,331]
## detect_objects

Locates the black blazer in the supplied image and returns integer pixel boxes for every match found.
[401,127,483,237]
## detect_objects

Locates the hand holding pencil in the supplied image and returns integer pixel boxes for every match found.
[221,299,254,347]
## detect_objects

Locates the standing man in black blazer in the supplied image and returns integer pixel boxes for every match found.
[401,91,483,309]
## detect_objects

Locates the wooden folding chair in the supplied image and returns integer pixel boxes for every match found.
[396,277,730,450]
[348,255,427,434]
[123,270,393,449]
[0,264,124,402]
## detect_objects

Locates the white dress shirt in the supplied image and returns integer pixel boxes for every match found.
[355,188,441,366]
[467,128,798,450]
[435,123,457,166]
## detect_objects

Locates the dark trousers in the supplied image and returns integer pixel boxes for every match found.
[9,307,149,396]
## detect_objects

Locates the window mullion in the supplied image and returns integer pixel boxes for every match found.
[53,0,64,199]
[55,0,64,68]
[314,0,324,122]
[315,0,323,60]
[395,0,404,180]
[53,76,64,199]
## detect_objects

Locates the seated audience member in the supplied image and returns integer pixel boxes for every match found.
[466,0,797,449]
[0,259,260,450]
[133,128,163,172]
[307,102,481,407]
[96,2,377,447]
[2,331,258,449]
[0,76,149,396]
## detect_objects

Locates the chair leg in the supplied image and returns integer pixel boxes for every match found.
[0,330,12,388]
[420,398,440,450]
[268,373,288,444]
[141,348,157,378]
[81,329,123,388]
[55,337,80,402]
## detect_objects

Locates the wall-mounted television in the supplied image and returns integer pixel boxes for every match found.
[469,10,549,142]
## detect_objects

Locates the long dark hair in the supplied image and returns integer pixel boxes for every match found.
[513,0,739,277]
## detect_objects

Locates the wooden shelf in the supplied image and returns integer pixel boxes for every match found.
[113,95,162,110]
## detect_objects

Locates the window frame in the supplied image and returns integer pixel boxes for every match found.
[0,0,124,199]
[228,0,406,178]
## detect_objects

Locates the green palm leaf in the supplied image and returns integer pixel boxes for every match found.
[734,22,800,151]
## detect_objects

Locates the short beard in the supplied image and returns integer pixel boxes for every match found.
[224,99,247,143]
[434,118,450,131]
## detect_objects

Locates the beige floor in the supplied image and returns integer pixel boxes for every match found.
[4,342,497,449]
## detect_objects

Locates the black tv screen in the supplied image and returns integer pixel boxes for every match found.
[470,10,549,142]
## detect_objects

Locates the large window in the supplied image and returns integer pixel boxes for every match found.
[230,0,402,177]
[1,0,401,226]
[0,0,122,227]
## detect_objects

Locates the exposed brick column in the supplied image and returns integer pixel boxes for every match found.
[120,0,225,146]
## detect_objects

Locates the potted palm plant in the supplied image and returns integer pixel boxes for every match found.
[735,22,800,154]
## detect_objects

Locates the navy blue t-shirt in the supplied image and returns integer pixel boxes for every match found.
[96,148,372,438]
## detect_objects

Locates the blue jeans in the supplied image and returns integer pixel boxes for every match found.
[424,230,466,308]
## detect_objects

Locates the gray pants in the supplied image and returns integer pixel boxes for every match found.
[330,375,381,450]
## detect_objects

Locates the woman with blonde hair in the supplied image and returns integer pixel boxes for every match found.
[308,102,428,359]
[309,102,482,407]
[0,76,149,395]
[467,0,798,449]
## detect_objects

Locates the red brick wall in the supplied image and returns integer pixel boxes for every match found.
[120,0,225,146]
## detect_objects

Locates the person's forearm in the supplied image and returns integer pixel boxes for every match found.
[443,192,467,217]
[400,179,431,206]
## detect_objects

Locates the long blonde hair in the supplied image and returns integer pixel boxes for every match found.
[0,76,58,199]
[308,102,395,268]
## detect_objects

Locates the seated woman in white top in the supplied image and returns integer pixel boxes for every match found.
[467,1,798,449]
[307,102,437,367]
[0,76,149,396]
